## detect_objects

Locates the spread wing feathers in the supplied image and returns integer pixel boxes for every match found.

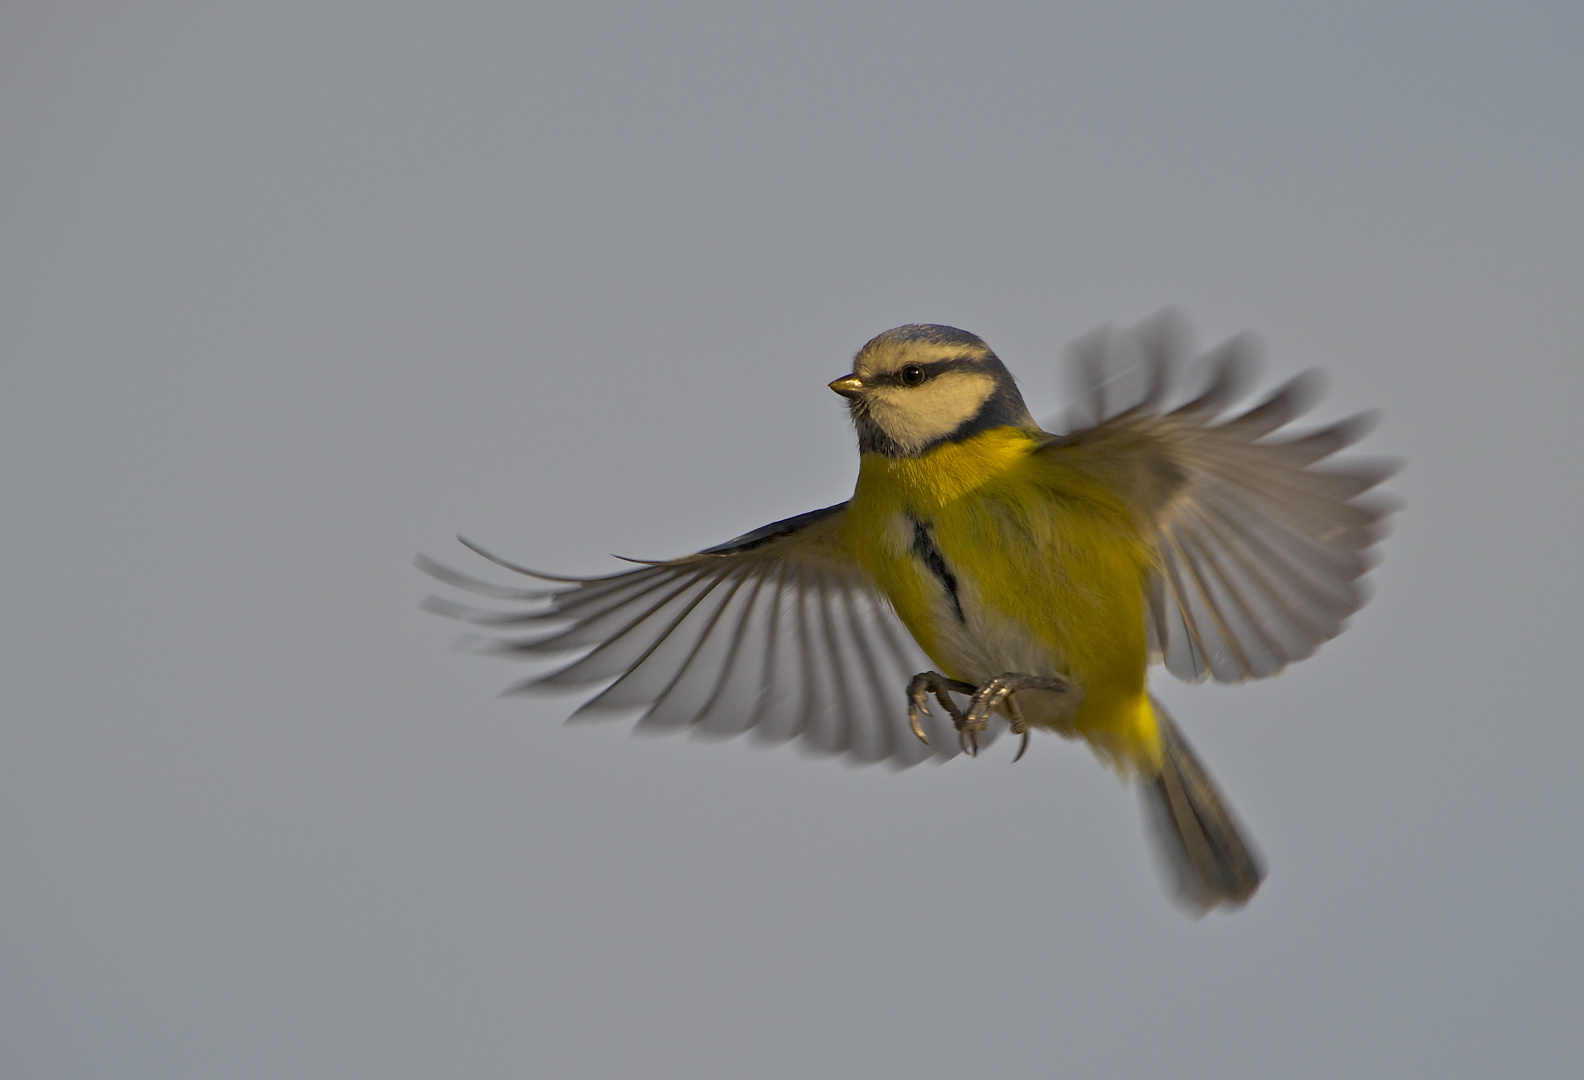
[1045,312,1398,684]
[418,504,999,767]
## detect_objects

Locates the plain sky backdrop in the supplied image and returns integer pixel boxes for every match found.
[5,3,1583,1077]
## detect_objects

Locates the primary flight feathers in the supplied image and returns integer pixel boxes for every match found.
[419,509,980,767]
[420,316,1394,768]
[1052,320,1396,683]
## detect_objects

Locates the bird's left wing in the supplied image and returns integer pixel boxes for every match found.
[1037,314,1398,684]
[419,503,990,766]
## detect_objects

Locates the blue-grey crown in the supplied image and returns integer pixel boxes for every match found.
[867,323,990,350]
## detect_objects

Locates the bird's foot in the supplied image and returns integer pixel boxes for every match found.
[906,671,976,746]
[962,672,1072,761]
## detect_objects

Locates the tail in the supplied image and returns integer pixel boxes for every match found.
[1140,702,1265,914]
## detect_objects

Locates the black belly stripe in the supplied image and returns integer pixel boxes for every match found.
[910,517,966,625]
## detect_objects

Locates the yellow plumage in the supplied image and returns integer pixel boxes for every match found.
[845,427,1163,774]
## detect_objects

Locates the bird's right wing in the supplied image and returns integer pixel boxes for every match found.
[419,503,997,767]
[1038,314,1398,684]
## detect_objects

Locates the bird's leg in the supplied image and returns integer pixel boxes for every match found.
[959,672,1072,758]
[906,671,976,745]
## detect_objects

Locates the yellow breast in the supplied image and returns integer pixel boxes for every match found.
[842,427,1163,771]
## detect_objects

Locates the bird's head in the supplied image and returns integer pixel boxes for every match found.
[829,324,1038,457]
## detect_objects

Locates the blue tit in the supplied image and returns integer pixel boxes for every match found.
[421,314,1395,913]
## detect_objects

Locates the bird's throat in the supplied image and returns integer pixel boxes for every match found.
[857,426,1040,508]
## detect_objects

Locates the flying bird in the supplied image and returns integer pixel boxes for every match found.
[421,314,1395,913]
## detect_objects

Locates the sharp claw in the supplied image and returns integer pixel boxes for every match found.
[1005,697,1030,764]
[909,711,929,744]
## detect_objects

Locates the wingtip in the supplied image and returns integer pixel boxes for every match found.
[456,536,625,583]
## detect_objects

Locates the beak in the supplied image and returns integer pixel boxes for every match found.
[828,374,864,400]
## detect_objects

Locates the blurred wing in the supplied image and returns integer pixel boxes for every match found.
[419,503,992,767]
[1041,313,1398,683]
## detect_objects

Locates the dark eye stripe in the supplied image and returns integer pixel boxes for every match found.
[875,355,979,387]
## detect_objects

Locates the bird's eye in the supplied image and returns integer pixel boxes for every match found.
[899,364,926,387]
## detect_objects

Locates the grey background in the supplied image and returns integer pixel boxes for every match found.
[5,3,1582,1077]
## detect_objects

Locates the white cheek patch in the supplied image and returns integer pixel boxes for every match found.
[866,370,997,454]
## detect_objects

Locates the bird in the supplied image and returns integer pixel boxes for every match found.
[420,314,1395,913]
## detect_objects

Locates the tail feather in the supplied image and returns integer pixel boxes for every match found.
[1141,703,1265,913]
